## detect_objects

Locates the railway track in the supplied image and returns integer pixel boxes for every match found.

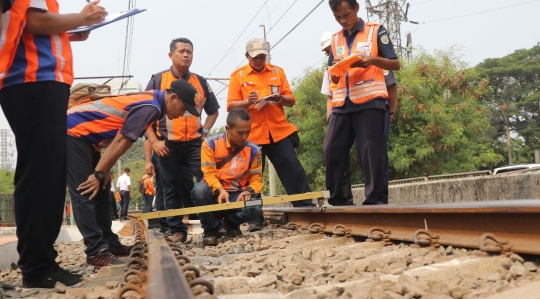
[108,200,540,299]
[9,200,536,298]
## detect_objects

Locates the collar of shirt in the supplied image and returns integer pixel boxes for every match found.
[343,18,365,37]
[244,63,274,75]
[169,66,192,80]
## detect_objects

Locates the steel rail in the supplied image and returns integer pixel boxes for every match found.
[146,228,195,299]
[138,191,326,220]
[263,199,540,255]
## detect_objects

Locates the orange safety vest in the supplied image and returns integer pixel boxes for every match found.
[67,90,163,150]
[1,0,73,89]
[330,22,388,108]
[149,69,207,141]
[0,0,30,87]
[203,133,261,193]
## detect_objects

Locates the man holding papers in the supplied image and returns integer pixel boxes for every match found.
[228,38,314,231]
[0,0,107,288]
[324,0,400,206]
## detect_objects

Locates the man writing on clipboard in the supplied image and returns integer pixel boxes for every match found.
[228,38,315,231]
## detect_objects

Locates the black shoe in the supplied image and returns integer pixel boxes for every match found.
[55,266,83,278]
[202,235,218,246]
[248,223,263,232]
[109,244,135,257]
[86,248,124,269]
[22,269,82,288]
[223,219,242,237]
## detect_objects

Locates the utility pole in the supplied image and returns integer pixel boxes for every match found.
[261,24,277,197]
[365,0,415,59]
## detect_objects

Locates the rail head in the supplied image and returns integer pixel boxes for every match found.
[146,229,195,299]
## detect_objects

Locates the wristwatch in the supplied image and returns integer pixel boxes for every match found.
[201,128,209,135]
[93,170,105,181]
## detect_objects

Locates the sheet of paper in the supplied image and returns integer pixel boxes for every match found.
[257,94,279,111]
[326,54,364,77]
[68,8,147,34]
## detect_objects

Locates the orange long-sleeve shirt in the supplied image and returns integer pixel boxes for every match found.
[201,133,263,194]
[142,174,156,195]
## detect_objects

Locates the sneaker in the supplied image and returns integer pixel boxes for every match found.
[170,232,187,243]
[109,244,135,257]
[22,269,82,288]
[202,235,218,246]
[223,219,242,237]
[86,248,124,269]
[248,223,263,232]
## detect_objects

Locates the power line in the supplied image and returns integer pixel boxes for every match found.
[411,0,435,5]
[266,0,298,35]
[422,0,539,23]
[206,0,269,76]
[271,0,325,50]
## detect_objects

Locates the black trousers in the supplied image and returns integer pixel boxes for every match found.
[109,191,118,219]
[66,136,121,256]
[142,194,154,212]
[261,134,314,207]
[157,139,202,234]
[0,82,69,281]
[339,110,391,204]
[151,153,170,232]
[119,190,131,218]
[324,109,387,205]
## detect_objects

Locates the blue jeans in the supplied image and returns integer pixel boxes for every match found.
[191,182,262,234]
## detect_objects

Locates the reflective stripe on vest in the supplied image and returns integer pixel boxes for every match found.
[205,133,260,192]
[0,0,30,87]
[67,91,161,148]
[330,23,388,107]
[1,0,73,88]
[155,71,206,141]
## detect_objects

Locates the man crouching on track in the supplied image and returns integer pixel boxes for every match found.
[67,80,200,268]
[192,108,263,246]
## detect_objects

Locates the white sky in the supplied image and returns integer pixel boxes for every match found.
[1,0,540,132]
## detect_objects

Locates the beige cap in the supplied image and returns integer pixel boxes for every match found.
[246,38,269,57]
[320,31,334,51]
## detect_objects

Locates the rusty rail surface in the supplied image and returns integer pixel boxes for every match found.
[263,199,540,255]
[146,228,195,299]
[120,215,213,298]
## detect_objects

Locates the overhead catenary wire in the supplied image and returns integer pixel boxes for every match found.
[206,0,270,76]
[422,0,539,23]
[270,0,325,50]
[119,0,136,94]
[266,0,298,35]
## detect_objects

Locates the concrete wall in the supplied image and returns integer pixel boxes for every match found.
[354,170,540,204]
[266,170,540,207]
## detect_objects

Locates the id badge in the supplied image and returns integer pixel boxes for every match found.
[271,86,279,94]
[355,42,371,55]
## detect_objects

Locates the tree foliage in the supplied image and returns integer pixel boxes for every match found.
[475,42,540,164]
[390,48,503,177]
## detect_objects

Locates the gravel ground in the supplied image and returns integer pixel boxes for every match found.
[0,235,135,299]
[177,225,540,299]
[1,225,539,299]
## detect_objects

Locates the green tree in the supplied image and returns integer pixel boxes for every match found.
[475,42,540,165]
[390,48,503,177]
